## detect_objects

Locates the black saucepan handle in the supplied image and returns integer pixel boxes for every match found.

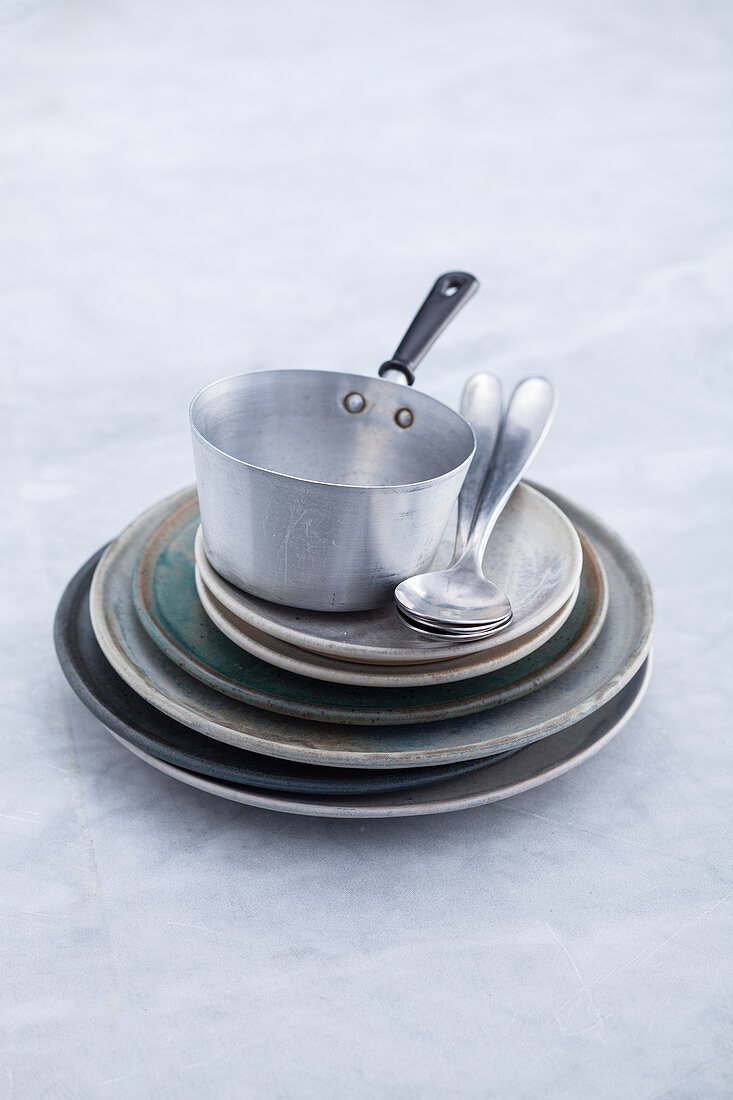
[378,271,479,386]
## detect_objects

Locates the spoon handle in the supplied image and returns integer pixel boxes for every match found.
[463,377,557,567]
[453,372,504,558]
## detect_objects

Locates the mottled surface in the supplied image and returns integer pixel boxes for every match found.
[3,0,732,1096]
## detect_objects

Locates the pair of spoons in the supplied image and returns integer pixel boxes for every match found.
[395,373,557,640]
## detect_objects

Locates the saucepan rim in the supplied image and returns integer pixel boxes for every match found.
[189,368,476,492]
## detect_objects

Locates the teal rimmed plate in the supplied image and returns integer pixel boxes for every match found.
[130,490,607,725]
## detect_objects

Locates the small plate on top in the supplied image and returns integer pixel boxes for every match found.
[131,487,605,719]
[89,484,653,768]
[133,487,594,693]
[53,553,513,796]
[196,570,591,693]
[191,480,582,664]
[106,660,653,818]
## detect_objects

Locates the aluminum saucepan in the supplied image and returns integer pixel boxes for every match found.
[190,272,478,612]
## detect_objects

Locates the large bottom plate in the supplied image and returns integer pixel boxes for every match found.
[109,659,652,817]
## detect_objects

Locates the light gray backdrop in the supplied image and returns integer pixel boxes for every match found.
[2,0,732,1096]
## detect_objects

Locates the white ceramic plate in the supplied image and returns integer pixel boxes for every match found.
[194,481,583,664]
[106,659,652,817]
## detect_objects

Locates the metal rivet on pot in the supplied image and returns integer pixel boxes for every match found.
[395,407,414,428]
[343,392,366,413]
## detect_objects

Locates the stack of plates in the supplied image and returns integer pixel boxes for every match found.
[54,481,654,818]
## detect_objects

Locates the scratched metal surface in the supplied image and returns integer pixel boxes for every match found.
[3,0,732,1096]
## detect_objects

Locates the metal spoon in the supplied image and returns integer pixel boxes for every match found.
[395,376,557,635]
[395,370,506,641]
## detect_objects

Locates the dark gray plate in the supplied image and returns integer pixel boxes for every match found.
[53,550,514,795]
[111,660,653,818]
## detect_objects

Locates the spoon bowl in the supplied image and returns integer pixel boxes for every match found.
[396,573,513,629]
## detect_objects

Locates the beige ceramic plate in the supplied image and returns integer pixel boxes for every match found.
[196,568,582,688]
[194,481,583,665]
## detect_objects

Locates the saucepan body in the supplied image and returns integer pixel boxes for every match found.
[190,369,475,611]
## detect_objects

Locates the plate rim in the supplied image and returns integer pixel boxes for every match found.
[128,486,607,708]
